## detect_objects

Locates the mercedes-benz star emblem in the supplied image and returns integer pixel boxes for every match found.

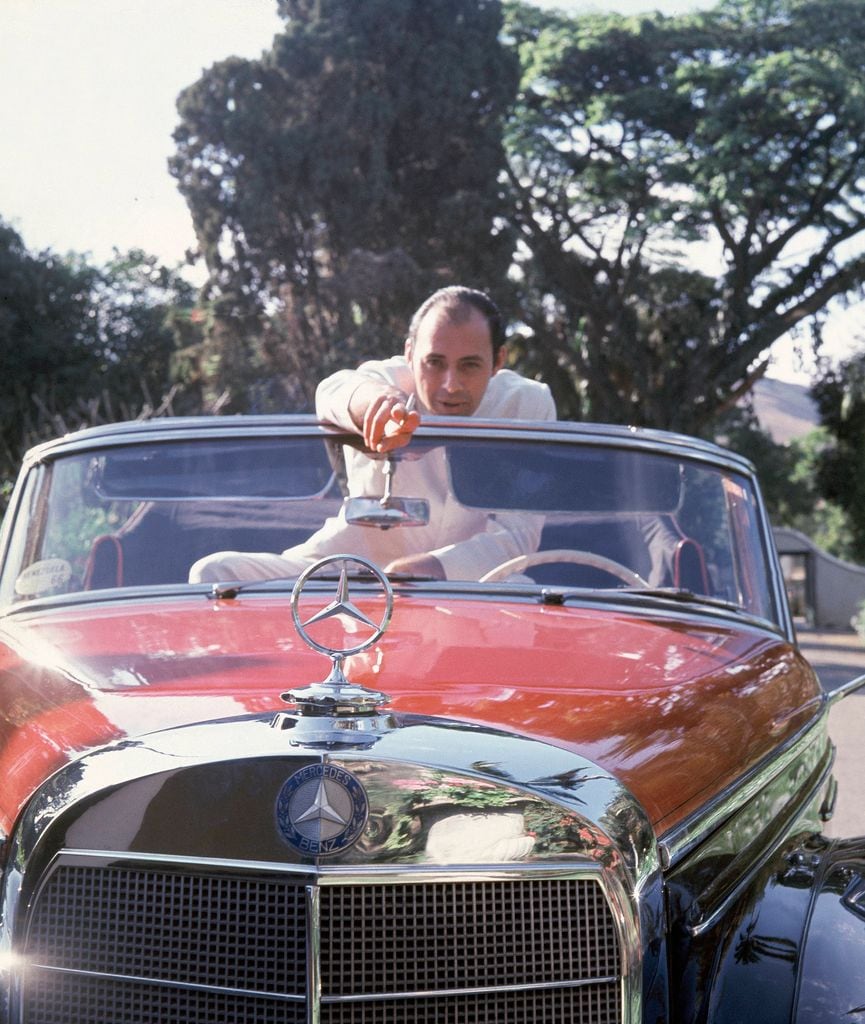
[291,554,393,659]
[275,763,368,856]
[279,554,393,733]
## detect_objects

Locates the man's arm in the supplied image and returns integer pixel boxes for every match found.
[385,509,544,583]
[316,362,420,452]
[431,510,545,581]
[349,382,420,453]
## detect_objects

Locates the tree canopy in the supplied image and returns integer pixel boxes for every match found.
[0,222,101,471]
[503,0,865,431]
[0,223,198,494]
[10,0,865,457]
[170,0,519,407]
[811,353,865,562]
[168,0,865,431]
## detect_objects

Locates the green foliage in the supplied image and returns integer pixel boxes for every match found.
[0,223,201,504]
[170,0,519,404]
[783,427,855,560]
[502,0,865,434]
[811,354,865,562]
[721,406,856,560]
[92,250,201,412]
[0,221,102,466]
[721,407,814,521]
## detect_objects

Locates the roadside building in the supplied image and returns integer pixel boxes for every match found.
[774,526,865,630]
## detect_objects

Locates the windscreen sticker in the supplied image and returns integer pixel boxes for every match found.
[15,558,72,597]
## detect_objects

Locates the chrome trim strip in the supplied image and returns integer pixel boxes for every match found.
[25,964,305,1002]
[42,849,319,876]
[659,710,829,868]
[827,671,865,705]
[49,849,620,885]
[3,577,786,630]
[308,883,321,1024]
[686,737,834,936]
[321,976,623,1003]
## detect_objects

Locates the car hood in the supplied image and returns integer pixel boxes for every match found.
[0,592,821,836]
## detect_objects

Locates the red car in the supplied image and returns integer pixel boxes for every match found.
[0,415,862,1023]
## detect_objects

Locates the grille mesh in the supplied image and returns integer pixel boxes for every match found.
[24,974,304,1024]
[322,985,621,1024]
[22,862,623,1024]
[26,864,307,994]
[320,877,619,994]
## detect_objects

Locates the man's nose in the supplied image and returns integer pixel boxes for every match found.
[442,367,461,391]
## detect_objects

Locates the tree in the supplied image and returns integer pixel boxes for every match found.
[811,354,865,562]
[0,224,200,499]
[170,0,519,408]
[719,404,854,558]
[0,222,102,473]
[720,406,814,523]
[91,250,202,414]
[503,0,865,433]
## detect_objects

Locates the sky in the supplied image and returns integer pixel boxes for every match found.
[1,0,861,385]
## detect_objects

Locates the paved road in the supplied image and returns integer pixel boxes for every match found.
[796,626,865,838]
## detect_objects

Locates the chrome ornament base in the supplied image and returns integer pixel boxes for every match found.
[271,707,397,747]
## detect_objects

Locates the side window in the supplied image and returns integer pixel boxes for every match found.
[0,468,43,605]
[8,459,138,600]
[677,465,736,602]
[723,476,775,621]
[43,459,137,578]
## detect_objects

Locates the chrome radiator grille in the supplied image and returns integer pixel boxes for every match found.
[22,861,623,1024]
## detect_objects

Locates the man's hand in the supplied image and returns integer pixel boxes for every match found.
[385,552,445,579]
[351,385,420,452]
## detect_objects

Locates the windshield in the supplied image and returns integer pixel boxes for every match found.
[0,432,777,621]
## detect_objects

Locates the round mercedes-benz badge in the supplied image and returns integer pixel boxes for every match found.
[275,763,368,856]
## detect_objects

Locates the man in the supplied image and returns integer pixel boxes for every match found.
[189,286,554,583]
[320,286,553,453]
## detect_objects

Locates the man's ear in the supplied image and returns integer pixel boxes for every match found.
[404,337,413,361]
[492,345,507,373]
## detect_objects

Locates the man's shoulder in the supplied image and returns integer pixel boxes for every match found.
[358,354,409,371]
[481,369,555,420]
[315,355,413,429]
[355,355,412,384]
[489,368,550,392]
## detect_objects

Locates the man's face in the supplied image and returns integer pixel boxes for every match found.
[405,305,505,416]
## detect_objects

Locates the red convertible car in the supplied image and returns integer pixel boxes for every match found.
[0,415,863,1023]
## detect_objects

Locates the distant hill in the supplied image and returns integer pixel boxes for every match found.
[749,377,819,444]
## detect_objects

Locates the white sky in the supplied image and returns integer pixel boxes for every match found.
[0,0,282,269]
[0,0,861,384]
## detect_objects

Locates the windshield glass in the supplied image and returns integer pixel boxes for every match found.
[0,432,777,621]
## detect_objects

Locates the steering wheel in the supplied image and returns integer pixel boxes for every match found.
[480,548,649,586]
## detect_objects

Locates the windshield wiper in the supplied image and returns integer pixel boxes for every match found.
[208,578,298,600]
[619,586,745,614]
[208,566,404,601]
[384,571,441,582]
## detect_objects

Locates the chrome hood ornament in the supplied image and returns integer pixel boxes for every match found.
[277,554,394,746]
